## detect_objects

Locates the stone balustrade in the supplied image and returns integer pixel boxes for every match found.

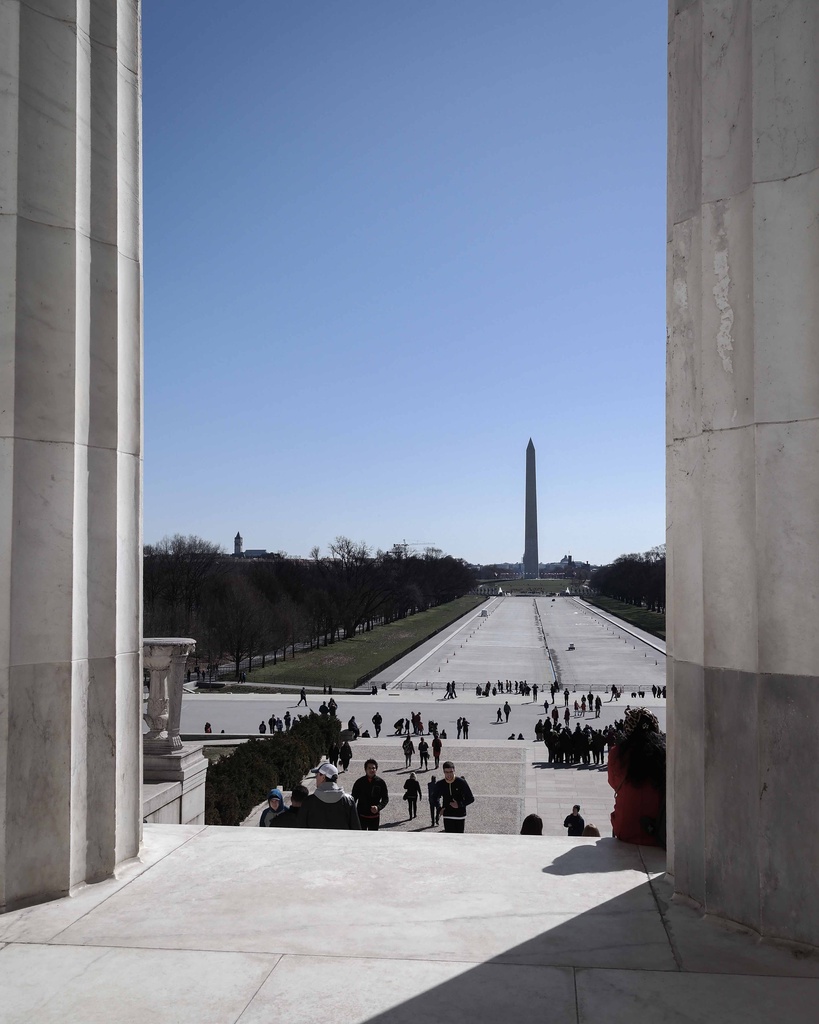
[143,638,196,754]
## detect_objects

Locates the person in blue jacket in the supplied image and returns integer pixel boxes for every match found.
[259,788,287,826]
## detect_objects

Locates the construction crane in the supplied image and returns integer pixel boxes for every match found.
[393,539,438,556]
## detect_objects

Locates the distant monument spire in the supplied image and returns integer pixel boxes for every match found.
[234,531,243,558]
[523,439,539,578]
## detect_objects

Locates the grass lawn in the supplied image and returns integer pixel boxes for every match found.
[583,595,666,641]
[480,579,578,595]
[244,595,486,689]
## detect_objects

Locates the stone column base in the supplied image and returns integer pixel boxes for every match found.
[142,744,208,825]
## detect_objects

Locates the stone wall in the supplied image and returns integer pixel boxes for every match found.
[667,0,819,948]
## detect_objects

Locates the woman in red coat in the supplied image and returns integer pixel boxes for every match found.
[608,708,665,847]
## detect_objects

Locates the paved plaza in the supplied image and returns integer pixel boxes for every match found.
[190,596,667,836]
[2,825,818,1023]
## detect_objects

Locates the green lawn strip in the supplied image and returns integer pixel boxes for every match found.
[584,595,666,641]
[245,595,486,689]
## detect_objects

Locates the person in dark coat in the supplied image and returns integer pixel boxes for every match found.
[563,805,585,836]
[339,740,353,773]
[299,763,360,830]
[271,784,308,828]
[427,775,440,827]
[403,772,422,820]
[432,761,474,833]
[351,759,389,830]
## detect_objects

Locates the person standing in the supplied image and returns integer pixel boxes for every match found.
[327,740,340,768]
[418,737,430,771]
[284,711,291,731]
[432,761,474,833]
[504,701,511,723]
[271,784,308,828]
[431,733,442,769]
[372,711,382,738]
[461,719,470,739]
[456,717,463,739]
[563,805,585,836]
[351,758,389,831]
[259,788,287,826]
[339,739,353,773]
[402,735,415,768]
[299,763,360,830]
[608,707,666,848]
[403,772,422,820]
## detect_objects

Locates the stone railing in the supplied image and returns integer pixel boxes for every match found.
[143,638,196,755]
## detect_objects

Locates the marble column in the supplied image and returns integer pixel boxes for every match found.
[0,0,143,910]
[668,0,819,947]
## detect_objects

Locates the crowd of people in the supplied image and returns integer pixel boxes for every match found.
[255,703,666,847]
[259,758,475,833]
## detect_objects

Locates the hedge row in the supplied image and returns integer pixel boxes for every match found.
[205,713,340,825]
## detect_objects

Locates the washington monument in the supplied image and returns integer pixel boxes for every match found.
[523,438,538,578]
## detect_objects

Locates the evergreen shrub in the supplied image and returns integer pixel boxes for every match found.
[204,713,340,825]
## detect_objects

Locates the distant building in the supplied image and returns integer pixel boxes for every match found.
[232,531,268,559]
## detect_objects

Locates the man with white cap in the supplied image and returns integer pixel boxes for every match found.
[299,761,361,830]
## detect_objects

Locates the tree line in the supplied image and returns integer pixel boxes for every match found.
[144,535,477,678]
[590,545,665,613]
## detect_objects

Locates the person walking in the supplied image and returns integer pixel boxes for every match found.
[418,737,430,771]
[504,701,511,723]
[351,758,389,831]
[432,761,474,833]
[427,775,440,826]
[402,735,415,768]
[270,784,308,828]
[299,763,360,830]
[403,772,422,820]
[371,712,382,738]
[496,707,503,723]
[339,739,353,773]
[297,687,308,707]
[563,805,585,836]
[432,733,442,769]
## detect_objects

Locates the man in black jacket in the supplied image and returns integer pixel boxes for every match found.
[271,784,309,828]
[299,763,361,830]
[432,761,475,833]
[351,758,389,830]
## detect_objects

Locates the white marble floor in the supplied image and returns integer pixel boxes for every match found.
[1,826,817,1022]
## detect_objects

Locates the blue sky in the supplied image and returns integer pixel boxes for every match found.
[142,1,666,566]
